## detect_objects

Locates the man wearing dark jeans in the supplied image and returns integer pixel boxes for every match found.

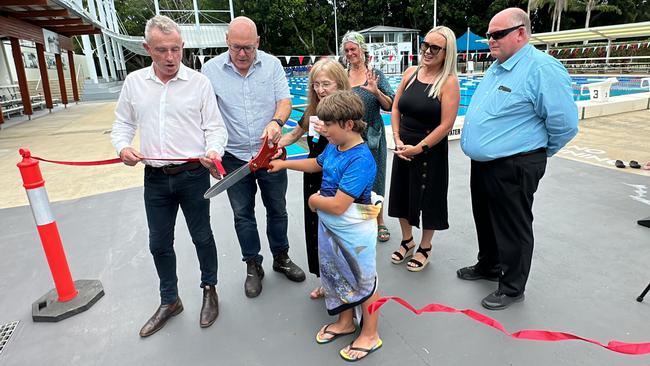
[459,8,578,310]
[202,16,305,298]
[111,15,228,336]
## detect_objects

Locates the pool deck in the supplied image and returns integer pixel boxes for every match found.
[0,102,649,365]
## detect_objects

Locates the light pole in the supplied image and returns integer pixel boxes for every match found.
[433,0,437,27]
[334,0,339,57]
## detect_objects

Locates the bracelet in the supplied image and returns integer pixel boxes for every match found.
[271,118,285,127]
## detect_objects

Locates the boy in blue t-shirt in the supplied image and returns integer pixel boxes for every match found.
[269,91,382,362]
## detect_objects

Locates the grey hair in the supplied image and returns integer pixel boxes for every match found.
[339,31,369,67]
[145,15,181,43]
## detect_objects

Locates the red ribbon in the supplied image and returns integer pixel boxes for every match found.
[30,156,198,166]
[368,296,650,355]
[29,155,226,176]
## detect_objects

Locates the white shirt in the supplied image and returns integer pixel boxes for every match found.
[111,64,228,167]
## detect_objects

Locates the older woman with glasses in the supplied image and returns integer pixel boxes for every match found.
[340,31,395,243]
[277,59,350,299]
[388,26,460,272]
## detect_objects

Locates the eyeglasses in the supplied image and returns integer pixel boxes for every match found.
[312,81,335,90]
[420,42,446,55]
[228,44,256,54]
[486,24,525,40]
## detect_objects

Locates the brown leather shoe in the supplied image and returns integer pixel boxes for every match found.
[200,285,219,328]
[139,298,183,337]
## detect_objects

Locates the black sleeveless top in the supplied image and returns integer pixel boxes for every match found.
[397,76,444,147]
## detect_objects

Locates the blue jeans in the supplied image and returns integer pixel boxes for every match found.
[221,152,289,264]
[144,165,218,304]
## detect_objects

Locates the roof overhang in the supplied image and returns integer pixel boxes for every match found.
[529,21,650,45]
[0,0,102,37]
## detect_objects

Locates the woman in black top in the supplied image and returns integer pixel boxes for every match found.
[388,26,460,272]
[277,59,350,297]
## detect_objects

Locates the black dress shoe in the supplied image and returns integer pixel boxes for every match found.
[272,252,306,282]
[481,290,525,310]
[200,285,219,328]
[139,298,183,337]
[245,260,264,298]
[456,264,499,282]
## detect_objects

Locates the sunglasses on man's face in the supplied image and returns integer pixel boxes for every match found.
[486,24,524,40]
[420,42,446,55]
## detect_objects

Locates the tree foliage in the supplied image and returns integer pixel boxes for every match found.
[113,0,650,57]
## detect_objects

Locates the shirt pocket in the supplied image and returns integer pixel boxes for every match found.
[484,88,514,116]
[254,79,276,107]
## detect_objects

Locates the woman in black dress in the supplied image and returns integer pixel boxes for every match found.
[388,26,460,272]
[277,59,350,297]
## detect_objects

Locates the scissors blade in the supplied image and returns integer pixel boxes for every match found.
[203,163,251,199]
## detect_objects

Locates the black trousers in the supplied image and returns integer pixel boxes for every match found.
[470,149,547,296]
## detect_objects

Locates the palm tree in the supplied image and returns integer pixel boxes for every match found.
[552,0,568,32]
[582,0,620,28]
[526,0,541,17]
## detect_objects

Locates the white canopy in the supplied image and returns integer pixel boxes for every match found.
[104,23,229,56]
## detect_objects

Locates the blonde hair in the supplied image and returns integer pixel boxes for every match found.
[316,91,367,133]
[418,26,457,99]
[301,59,350,129]
[145,15,181,43]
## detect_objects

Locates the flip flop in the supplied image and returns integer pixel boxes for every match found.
[630,160,641,169]
[316,324,356,344]
[377,225,390,242]
[339,338,383,362]
[615,160,625,168]
[643,162,650,170]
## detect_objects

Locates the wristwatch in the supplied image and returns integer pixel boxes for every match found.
[271,118,285,127]
[420,142,430,152]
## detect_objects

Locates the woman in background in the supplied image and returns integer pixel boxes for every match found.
[277,59,350,298]
[340,31,395,243]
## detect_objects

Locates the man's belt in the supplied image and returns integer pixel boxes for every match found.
[148,161,203,175]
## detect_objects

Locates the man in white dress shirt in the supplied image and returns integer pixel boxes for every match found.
[111,15,227,337]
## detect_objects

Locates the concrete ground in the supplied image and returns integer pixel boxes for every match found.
[0,103,649,365]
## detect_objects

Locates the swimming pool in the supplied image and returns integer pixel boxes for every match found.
[288,74,649,123]
[284,74,648,158]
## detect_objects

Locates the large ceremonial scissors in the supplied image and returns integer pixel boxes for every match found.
[204,136,286,199]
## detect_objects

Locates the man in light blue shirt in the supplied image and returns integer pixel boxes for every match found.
[457,8,578,310]
[202,16,305,298]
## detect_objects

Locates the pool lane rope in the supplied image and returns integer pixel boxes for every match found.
[368,296,650,355]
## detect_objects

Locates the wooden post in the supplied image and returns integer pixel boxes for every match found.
[0,101,4,125]
[67,50,79,102]
[9,37,33,117]
[55,53,68,106]
[35,43,54,110]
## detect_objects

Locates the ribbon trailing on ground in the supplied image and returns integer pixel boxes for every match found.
[30,156,200,166]
[368,296,650,355]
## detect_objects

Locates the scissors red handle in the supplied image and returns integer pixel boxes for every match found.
[250,136,286,172]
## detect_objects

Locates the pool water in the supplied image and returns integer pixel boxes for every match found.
[285,74,648,158]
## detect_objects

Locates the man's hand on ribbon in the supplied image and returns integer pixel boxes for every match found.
[200,150,223,179]
[119,147,143,166]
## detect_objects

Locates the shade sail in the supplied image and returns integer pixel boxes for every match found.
[456,29,489,51]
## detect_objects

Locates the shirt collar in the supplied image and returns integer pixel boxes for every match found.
[223,51,263,75]
[495,44,531,71]
[145,63,189,83]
